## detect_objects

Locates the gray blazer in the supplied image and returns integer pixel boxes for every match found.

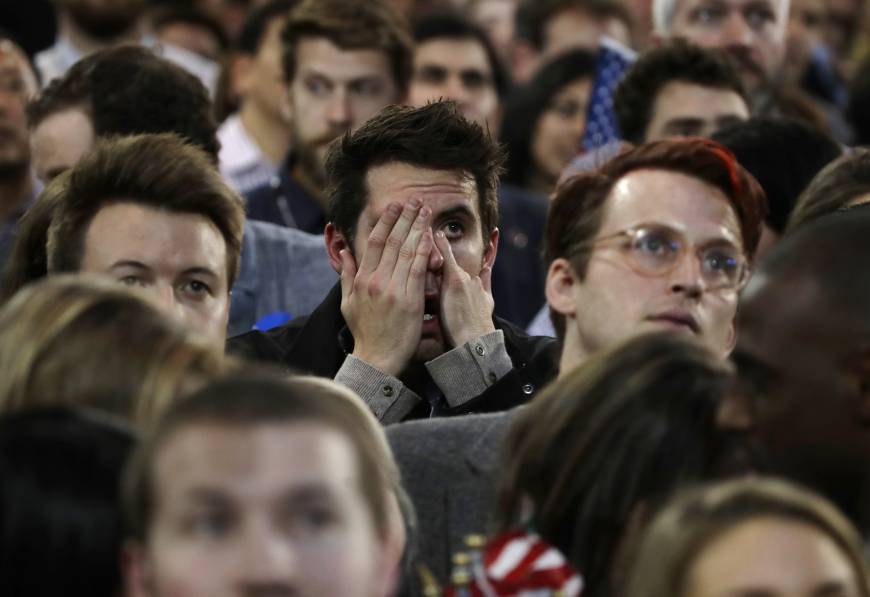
[229,220,337,336]
[387,409,520,595]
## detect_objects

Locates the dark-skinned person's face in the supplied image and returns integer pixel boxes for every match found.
[716,273,870,495]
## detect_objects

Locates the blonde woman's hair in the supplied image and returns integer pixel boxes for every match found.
[0,275,227,426]
[627,477,870,597]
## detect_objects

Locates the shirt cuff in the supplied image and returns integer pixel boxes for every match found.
[334,355,421,423]
[426,330,513,408]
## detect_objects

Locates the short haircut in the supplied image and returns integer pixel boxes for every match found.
[25,45,220,161]
[614,40,748,144]
[45,133,245,288]
[786,149,870,231]
[499,48,598,188]
[499,332,730,597]
[545,138,767,339]
[326,101,504,246]
[712,117,842,234]
[412,12,511,99]
[515,0,633,49]
[280,0,413,94]
[0,275,226,426]
[123,370,402,542]
[0,407,136,596]
[236,0,300,55]
[627,477,870,597]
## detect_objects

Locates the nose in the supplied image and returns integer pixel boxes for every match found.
[669,252,705,299]
[427,236,444,271]
[446,74,471,106]
[236,520,296,590]
[326,87,352,130]
[148,283,188,327]
[721,11,754,47]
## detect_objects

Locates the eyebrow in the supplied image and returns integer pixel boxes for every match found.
[109,261,219,279]
[433,205,477,222]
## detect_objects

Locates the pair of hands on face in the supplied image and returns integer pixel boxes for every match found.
[339,199,496,377]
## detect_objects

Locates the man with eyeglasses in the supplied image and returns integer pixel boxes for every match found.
[387,137,767,594]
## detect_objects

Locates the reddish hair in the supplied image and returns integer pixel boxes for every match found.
[545,137,767,339]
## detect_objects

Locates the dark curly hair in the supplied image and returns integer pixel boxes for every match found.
[613,40,747,144]
[26,45,220,162]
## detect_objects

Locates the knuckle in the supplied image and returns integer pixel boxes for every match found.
[368,234,386,250]
[399,246,416,261]
[385,236,404,251]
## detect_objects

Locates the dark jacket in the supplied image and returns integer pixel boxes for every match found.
[227,282,560,419]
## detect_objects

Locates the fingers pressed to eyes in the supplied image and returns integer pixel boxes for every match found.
[394,205,431,290]
[358,202,402,274]
[376,198,424,276]
[434,230,460,277]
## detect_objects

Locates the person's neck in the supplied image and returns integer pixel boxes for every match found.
[556,328,588,379]
[290,162,327,210]
[239,102,291,166]
[0,172,33,223]
[60,13,141,56]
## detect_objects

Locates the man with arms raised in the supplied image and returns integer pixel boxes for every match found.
[388,137,766,593]
[230,102,559,422]
[244,0,412,233]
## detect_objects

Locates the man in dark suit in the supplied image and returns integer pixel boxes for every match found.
[228,102,560,422]
[388,137,767,594]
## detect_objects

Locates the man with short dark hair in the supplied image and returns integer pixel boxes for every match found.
[230,102,559,422]
[717,208,870,537]
[217,0,298,193]
[244,0,412,233]
[614,40,750,143]
[513,0,634,81]
[46,133,245,344]
[407,12,546,329]
[409,13,508,133]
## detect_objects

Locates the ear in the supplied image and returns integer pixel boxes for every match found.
[325,222,351,275]
[483,227,499,270]
[229,54,255,99]
[121,541,153,597]
[545,258,580,319]
[724,316,737,357]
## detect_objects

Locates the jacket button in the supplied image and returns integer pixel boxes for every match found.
[487,371,497,383]
[475,344,486,356]
[382,385,394,397]
[522,383,534,395]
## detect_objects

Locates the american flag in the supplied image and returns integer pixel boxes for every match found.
[581,36,637,151]
[444,529,583,596]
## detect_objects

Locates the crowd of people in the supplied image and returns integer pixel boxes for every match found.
[1,0,870,595]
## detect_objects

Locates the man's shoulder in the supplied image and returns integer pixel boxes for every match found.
[225,314,311,362]
[387,411,512,462]
[243,220,326,256]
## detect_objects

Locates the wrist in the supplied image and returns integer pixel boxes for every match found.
[351,348,403,377]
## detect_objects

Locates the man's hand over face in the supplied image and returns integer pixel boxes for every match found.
[340,199,433,377]
[434,230,496,348]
